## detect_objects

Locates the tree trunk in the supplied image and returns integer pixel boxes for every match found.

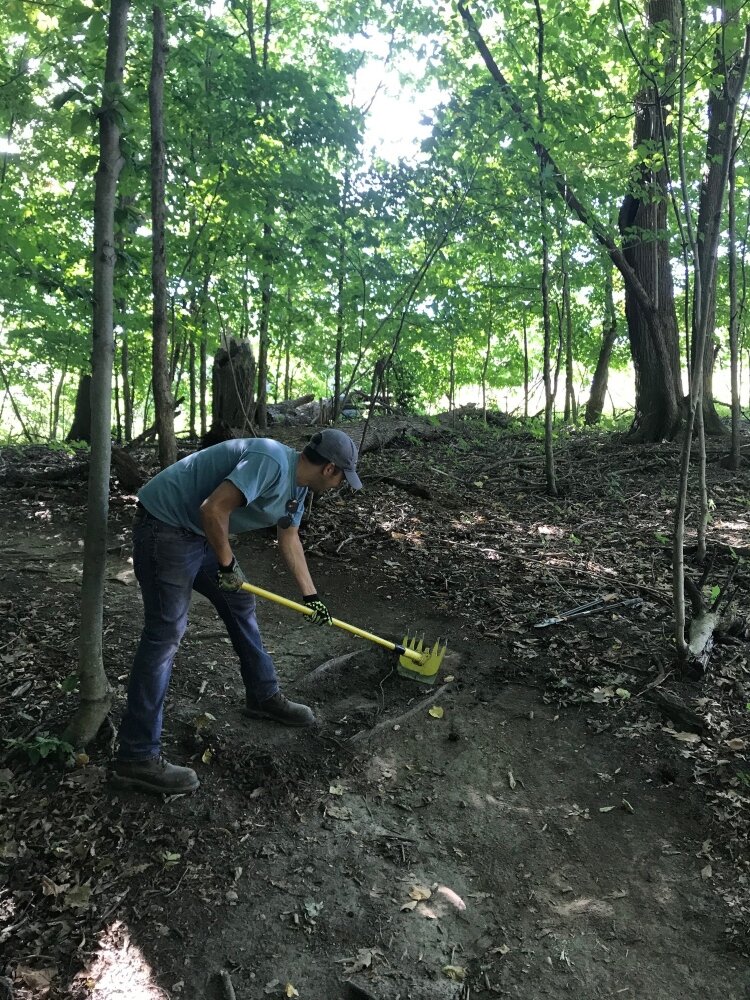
[149,4,176,468]
[534,0,557,496]
[693,35,743,437]
[727,148,742,469]
[481,267,494,422]
[671,14,750,661]
[333,167,350,423]
[522,314,529,418]
[67,373,92,443]
[51,365,67,441]
[618,0,683,442]
[256,223,272,432]
[188,337,197,438]
[562,257,575,423]
[65,0,130,746]
[121,331,133,442]
[585,259,618,425]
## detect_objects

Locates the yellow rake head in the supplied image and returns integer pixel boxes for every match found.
[397,635,448,685]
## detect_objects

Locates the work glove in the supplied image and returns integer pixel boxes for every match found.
[216,557,247,592]
[303,594,333,626]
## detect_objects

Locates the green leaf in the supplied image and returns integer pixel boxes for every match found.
[70,109,92,137]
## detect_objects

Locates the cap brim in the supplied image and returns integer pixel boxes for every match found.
[344,468,363,491]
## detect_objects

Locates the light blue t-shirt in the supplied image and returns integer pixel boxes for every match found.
[138,439,307,535]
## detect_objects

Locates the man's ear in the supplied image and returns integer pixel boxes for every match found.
[323,462,338,478]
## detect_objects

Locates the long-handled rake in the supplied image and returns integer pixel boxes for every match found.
[239,581,447,685]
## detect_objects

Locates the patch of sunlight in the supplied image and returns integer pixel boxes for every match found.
[714,520,749,548]
[537,524,564,538]
[436,885,466,911]
[73,922,164,1000]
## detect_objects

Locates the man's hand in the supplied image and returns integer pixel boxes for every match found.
[217,557,247,592]
[303,594,333,626]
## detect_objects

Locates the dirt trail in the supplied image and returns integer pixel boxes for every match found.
[1,431,748,1000]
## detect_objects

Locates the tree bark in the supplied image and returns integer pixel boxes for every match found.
[149,4,176,468]
[65,0,130,746]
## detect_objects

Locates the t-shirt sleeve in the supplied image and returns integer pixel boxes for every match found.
[291,488,308,528]
[226,453,282,505]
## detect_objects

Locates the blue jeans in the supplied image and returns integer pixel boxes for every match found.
[117,508,279,761]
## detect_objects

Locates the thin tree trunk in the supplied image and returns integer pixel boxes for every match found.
[727,148,742,469]
[256,222,272,432]
[113,356,122,444]
[65,0,130,746]
[121,331,133,443]
[189,337,197,438]
[200,328,208,437]
[0,363,33,441]
[694,27,747,436]
[333,167,350,422]
[672,14,750,660]
[481,274,493,421]
[522,314,529,419]
[51,364,68,441]
[585,259,618,425]
[534,0,556,496]
[149,4,176,468]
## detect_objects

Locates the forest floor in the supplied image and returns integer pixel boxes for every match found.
[1,420,749,1000]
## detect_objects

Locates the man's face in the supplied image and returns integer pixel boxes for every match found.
[313,463,344,494]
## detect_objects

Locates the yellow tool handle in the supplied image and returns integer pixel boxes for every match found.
[239,580,423,663]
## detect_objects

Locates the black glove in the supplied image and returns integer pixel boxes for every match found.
[303,594,333,626]
[216,557,247,592]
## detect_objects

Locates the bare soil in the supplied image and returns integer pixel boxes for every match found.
[1,424,748,1000]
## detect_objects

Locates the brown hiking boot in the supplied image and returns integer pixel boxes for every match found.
[244,691,316,727]
[111,756,199,794]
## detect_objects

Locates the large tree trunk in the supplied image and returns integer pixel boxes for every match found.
[212,336,256,431]
[66,373,92,443]
[585,259,618,425]
[65,0,130,747]
[149,4,176,468]
[618,0,683,442]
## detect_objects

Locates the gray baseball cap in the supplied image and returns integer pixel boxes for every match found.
[309,429,362,490]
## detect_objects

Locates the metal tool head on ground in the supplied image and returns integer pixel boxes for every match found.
[397,636,448,686]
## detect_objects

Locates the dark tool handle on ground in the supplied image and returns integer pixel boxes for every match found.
[239,581,423,663]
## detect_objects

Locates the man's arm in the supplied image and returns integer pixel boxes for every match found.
[276,524,317,597]
[200,480,246,566]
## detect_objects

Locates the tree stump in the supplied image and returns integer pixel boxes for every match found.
[212,337,256,433]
